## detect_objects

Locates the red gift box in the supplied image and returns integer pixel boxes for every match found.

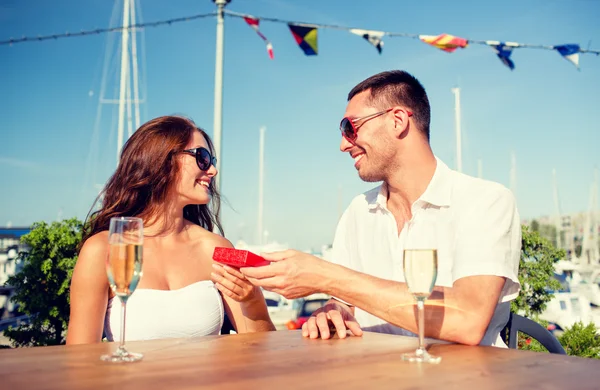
[212,247,270,267]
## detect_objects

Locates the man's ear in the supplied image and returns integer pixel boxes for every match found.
[392,107,410,139]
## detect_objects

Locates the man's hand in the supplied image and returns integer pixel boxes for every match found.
[302,300,363,340]
[240,250,328,299]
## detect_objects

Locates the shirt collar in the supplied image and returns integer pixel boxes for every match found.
[367,156,453,211]
[419,157,452,207]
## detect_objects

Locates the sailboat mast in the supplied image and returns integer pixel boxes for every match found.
[116,0,130,164]
[583,168,600,264]
[595,168,600,263]
[129,0,141,130]
[510,152,517,196]
[451,87,462,173]
[552,168,562,250]
[257,126,265,246]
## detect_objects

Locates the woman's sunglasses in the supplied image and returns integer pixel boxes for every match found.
[339,108,412,142]
[179,147,217,171]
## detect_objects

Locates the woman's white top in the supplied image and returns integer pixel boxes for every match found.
[104,280,224,341]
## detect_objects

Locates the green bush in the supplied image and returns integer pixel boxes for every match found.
[517,321,600,359]
[3,218,82,347]
[511,226,600,359]
[559,322,600,359]
[511,225,562,317]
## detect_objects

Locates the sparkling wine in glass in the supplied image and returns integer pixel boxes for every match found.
[101,217,144,363]
[401,217,441,364]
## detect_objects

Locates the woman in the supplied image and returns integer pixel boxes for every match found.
[66,115,274,344]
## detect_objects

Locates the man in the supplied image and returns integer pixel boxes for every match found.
[240,70,521,347]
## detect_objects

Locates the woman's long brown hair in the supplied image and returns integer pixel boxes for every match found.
[80,116,223,248]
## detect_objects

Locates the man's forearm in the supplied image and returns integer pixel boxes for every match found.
[321,262,491,345]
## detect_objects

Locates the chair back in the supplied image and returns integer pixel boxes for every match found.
[504,312,566,354]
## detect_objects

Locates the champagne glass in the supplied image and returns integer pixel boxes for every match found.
[401,216,441,364]
[101,217,144,363]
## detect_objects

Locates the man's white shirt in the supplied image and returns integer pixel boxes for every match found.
[328,157,521,347]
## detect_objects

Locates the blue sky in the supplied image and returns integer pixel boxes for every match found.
[1,0,599,251]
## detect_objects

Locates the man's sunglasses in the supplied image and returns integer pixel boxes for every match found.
[179,147,217,171]
[339,108,412,142]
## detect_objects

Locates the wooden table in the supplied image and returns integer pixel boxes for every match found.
[1,330,599,389]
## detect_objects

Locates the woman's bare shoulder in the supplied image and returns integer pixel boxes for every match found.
[203,231,234,249]
[76,232,109,268]
[186,224,234,250]
[81,231,109,252]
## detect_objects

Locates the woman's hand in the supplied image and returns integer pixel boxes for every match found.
[211,263,259,302]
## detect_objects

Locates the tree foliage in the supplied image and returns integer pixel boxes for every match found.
[3,218,82,347]
[518,321,600,359]
[559,322,600,359]
[511,225,562,317]
[512,226,600,359]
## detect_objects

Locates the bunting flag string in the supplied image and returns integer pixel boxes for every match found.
[2,8,598,72]
[224,9,599,71]
[0,12,217,45]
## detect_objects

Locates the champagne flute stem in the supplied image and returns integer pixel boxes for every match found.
[417,298,425,353]
[119,300,127,352]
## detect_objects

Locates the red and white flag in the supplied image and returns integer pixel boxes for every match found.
[244,16,274,59]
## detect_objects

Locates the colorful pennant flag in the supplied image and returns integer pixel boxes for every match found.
[554,44,580,69]
[288,24,318,56]
[486,41,519,70]
[350,29,384,54]
[229,13,596,72]
[244,16,274,59]
[419,33,468,53]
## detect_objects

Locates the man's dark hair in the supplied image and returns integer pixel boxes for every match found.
[348,70,431,140]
